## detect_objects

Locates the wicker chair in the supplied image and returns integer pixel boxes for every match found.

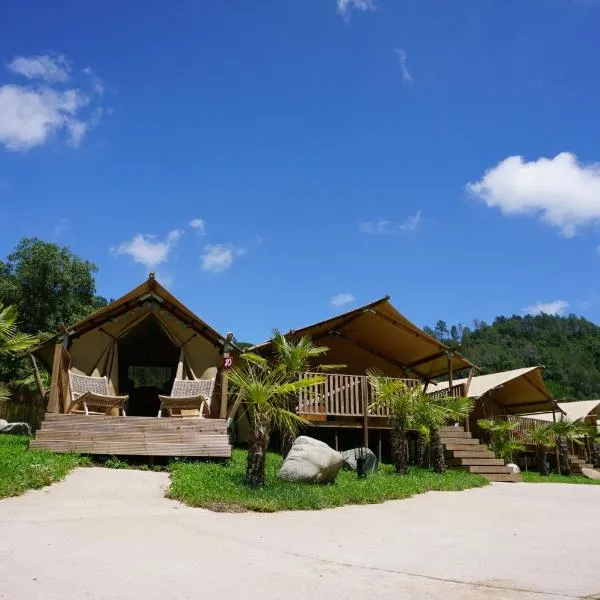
[157,378,216,418]
[68,372,129,416]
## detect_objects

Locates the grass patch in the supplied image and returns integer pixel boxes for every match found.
[168,449,488,512]
[522,471,600,485]
[0,435,88,499]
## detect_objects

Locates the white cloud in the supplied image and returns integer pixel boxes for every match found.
[399,210,421,232]
[467,152,600,237]
[0,54,106,151]
[337,0,376,20]
[201,244,245,273]
[52,218,70,238]
[360,211,422,234]
[0,85,90,150]
[189,218,206,234]
[524,300,570,316]
[7,54,70,83]
[331,293,355,307]
[394,49,413,84]
[113,229,184,269]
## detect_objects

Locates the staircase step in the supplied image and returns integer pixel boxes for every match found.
[439,437,480,445]
[444,443,487,452]
[440,426,465,432]
[449,457,506,467]
[450,450,496,459]
[31,414,232,457]
[484,473,522,482]
[439,431,473,440]
[460,465,512,474]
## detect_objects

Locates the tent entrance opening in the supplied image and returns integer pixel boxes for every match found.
[118,316,179,416]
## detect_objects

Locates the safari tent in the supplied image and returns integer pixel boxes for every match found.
[425,366,559,438]
[29,274,235,457]
[250,297,474,450]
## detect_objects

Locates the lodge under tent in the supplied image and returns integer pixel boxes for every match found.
[29,274,235,457]
[249,297,476,449]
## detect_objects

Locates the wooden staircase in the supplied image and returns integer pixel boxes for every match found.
[440,425,521,482]
[30,414,232,458]
[569,455,593,474]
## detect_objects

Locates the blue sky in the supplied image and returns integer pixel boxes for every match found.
[2,0,600,343]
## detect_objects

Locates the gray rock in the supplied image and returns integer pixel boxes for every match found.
[278,436,343,484]
[506,463,521,474]
[0,422,32,435]
[0,419,7,429]
[340,447,378,474]
[581,467,600,481]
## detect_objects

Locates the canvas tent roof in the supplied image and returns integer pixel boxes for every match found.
[426,366,555,413]
[34,274,233,377]
[522,400,600,423]
[252,297,473,379]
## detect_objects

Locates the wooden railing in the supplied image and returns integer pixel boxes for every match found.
[495,414,545,446]
[297,373,465,419]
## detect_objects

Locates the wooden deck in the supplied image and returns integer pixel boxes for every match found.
[30,414,232,458]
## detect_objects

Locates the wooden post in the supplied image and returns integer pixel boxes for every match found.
[28,353,46,399]
[463,368,474,433]
[378,430,382,463]
[219,371,229,419]
[362,377,369,448]
[334,429,339,451]
[225,389,244,429]
[219,332,234,419]
[447,352,453,388]
[47,343,63,413]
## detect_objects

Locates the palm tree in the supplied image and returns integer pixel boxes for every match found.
[228,352,324,487]
[477,419,524,463]
[549,419,586,476]
[368,372,421,474]
[415,425,429,468]
[415,394,474,473]
[529,423,555,476]
[270,330,341,457]
[0,303,38,401]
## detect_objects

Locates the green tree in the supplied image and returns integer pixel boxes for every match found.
[228,352,324,487]
[529,423,555,476]
[549,419,586,476]
[270,330,339,457]
[0,303,38,401]
[0,238,107,335]
[415,394,474,473]
[434,320,448,341]
[477,419,524,463]
[367,373,421,474]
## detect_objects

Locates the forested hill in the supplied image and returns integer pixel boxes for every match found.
[424,315,600,400]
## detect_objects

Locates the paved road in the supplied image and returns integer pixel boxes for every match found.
[0,468,598,600]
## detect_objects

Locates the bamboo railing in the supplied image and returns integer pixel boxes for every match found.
[297,373,466,419]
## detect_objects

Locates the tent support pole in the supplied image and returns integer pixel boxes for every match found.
[28,353,46,399]
[447,352,453,389]
[362,383,369,448]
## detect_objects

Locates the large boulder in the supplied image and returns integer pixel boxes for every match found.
[0,419,7,429]
[278,436,343,484]
[581,467,600,481]
[340,447,378,474]
[0,422,32,435]
[506,463,521,474]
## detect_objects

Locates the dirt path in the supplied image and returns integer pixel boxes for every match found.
[1,468,598,600]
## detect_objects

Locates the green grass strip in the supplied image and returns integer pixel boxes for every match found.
[168,449,488,512]
[0,435,87,499]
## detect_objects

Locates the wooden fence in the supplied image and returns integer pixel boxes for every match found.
[298,373,466,419]
[0,391,46,431]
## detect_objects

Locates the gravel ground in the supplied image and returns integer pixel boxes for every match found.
[0,467,598,600]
